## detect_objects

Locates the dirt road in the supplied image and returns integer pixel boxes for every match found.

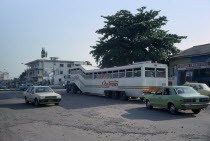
[0,90,210,141]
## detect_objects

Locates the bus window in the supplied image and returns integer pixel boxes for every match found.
[89,73,93,79]
[119,70,125,78]
[156,68,166,78]
[113,70,118,78]
[97,72,102,79]
[84,73,87,79]
[94,72,97,79]
[85,73,90,79]
[145,68,155,77]
[101,72,107,79]
[134,68,141,77]
[108,71,113,79]
[126,69,133,77]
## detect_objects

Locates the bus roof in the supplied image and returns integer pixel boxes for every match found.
[71,61,167,73]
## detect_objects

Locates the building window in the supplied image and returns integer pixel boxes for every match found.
[59,78,62,82]
[67,64,71,67]
[200,68,210,78]
[60,64,64,67]
[60,71,63,74]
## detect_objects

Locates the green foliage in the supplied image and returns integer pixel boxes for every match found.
[90,7,186,67]
[19,71,26,80]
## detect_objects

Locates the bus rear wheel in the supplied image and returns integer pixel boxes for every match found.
[120,92,129,100]
[111,91,119,99]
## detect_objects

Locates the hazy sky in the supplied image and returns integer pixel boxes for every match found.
[0,0,210,78]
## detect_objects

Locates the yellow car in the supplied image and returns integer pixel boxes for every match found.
[184,83,210,97]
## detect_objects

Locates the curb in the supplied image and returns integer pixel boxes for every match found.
[0,89,20,91]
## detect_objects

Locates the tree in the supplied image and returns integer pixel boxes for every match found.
[19,71,27,82]
[90,7,186,68]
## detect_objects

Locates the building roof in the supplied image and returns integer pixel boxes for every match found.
[172,43,210,58]
[25,59,87,65]
[81,65,99,70]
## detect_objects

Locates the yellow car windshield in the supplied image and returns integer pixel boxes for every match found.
[175,87,199,95]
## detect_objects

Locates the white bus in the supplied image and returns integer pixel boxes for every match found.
[67,61,168,100]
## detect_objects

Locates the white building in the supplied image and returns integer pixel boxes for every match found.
[0,71,9,81]
[25,59,89,85]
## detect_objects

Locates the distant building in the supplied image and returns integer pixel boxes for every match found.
[0,71,9,81]
[169,43,210,86]
[25,59,89,85]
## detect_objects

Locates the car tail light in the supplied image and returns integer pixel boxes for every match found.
[199,98,209,102]
[182,99,194,102]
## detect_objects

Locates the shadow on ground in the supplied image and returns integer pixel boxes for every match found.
[121,107,198,121]
[59,92,144,110]
[0,102,54,110]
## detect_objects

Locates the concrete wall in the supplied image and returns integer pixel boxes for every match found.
[26,60,88,85]
[169,57,191,77]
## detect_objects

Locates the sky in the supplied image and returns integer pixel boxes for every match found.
[0,0,210,78]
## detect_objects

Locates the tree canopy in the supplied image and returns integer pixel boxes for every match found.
[90,7,186,68]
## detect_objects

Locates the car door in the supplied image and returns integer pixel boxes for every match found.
[28,87,35,102]
[151,88,164,107]
[24,87,31,100]
[159,88,171,108]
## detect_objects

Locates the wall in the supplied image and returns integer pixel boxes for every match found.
[169,55,210,86]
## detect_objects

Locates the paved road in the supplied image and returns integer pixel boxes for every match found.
[0,90,210,141]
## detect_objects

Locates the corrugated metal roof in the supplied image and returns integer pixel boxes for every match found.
[172,43,210,58]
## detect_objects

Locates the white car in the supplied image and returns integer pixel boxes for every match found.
[23,86,61,107]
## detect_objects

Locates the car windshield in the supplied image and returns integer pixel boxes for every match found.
[199,84,210,90]
[174,87,199,95]
[35,87,54,93]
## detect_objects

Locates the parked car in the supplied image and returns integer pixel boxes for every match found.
[19,84,32,91]
[23,86,61,107]
[144,86,210,114]
[184,82,210,97]
[0,84,7,89]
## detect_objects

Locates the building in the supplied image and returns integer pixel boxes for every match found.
[25,58,89,85]
[0,71,9,81]
[169,43,210,86]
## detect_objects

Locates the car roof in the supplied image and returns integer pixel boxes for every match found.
[162,86,191,89]
[31,86,50,88]
[184,83,205,85]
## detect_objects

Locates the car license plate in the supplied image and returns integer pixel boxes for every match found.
[196,99,199,102]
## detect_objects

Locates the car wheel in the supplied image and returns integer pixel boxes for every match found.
[34,99,39,107]
[146,100,153,109]
[169,104,177,115]
[192,109,201,114]
[25,97,29,104]
[104,91,109,98]
[66,89,69,93]
[111,92,119,99]
[55,103,59,106]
